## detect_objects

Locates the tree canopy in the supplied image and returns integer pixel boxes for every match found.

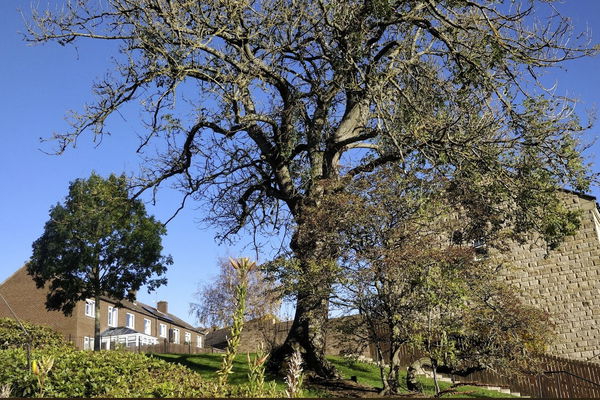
[29,173,172,350]
[26,0,596,374]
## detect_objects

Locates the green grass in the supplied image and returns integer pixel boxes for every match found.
[154,353,252,385]
[328,356,517,398]
[154,353,517,398]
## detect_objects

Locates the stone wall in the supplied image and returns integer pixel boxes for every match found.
[499,191,600,362]
[215,192,600,364]
[205,316,372,358]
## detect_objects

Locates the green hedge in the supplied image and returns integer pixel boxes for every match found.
[0,347,214,397]
[0,319,282,398]
[0,318,71,350]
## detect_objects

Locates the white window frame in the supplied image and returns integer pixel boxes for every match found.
[84,299,95,317]
[83,336,95,350]
[592,208,600,242]
[126,312,135,329]
[108,306,118,327]
[184,332,191,344]
[159,323,167,338]
[144,318,152,335]
[196,335,202,348]
[173,328,180,344]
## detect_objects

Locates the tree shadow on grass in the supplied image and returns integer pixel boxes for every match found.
[151,353,253,385]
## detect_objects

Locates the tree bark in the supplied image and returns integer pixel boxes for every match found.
[267,193,343,378]
[406,358,425,393]
[269,282,339,379]
[94,296,101,351]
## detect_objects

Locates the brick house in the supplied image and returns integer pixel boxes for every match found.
[0,266,205,351]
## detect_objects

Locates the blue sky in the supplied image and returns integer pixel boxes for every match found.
[1,1,599,325]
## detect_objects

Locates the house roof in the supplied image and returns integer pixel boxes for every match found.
[99,295,203,334]
[100,327,138,336]
[3,266,204,335]
[559,188,597,201]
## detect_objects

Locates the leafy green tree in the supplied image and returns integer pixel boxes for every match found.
[327,169,554,395]
[28,173,172,351]
[25,0,596,375]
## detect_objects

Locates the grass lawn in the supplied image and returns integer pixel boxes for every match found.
[153,353,518,398]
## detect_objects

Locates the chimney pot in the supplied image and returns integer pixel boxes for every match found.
[157,301,168,314]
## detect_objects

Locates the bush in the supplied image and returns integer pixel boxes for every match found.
[0,318,71,350]
[0,347,213,397]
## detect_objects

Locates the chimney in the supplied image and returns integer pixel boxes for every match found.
[157,301,168,314]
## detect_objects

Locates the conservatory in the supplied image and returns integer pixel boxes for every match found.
[99,327,158,349]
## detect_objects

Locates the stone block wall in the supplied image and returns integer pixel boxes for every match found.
[223,191,600,364]
[205,316,372,358]
[499,192,600,362]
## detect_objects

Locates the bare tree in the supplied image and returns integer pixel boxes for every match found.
[190,258,281,329]
[26,0,596,376]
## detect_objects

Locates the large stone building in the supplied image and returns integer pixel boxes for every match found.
[499,190,600,362]
[0,266,205,350]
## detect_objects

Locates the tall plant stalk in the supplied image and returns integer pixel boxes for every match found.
[217,257,256,387]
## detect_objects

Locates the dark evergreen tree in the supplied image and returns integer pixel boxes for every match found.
[29,173,172,350]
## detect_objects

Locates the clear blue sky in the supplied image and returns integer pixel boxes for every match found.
[1,1,599,326]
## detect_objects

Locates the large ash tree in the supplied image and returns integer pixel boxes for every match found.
[27,0,596,376]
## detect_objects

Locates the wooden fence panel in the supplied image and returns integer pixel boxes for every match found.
[387,344,600,398]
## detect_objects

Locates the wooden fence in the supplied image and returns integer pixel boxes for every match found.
[375,344,600,398]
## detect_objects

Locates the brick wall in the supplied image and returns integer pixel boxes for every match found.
[0,266,204,350]
[498,192,600,362]
[74,301,201,348]
[0,266,77,342]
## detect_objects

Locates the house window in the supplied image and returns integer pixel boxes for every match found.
[593,208,600,242]
[196,335,203,348]
[144,318,151,335]
[172,328,180,344]
[85,299,95,317]
[159,323,167,338]
[83,336,94,350]
[126,313,135,329]
[108,306,118,327]
[184,332,191,344]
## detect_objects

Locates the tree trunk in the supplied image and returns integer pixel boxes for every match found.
[268,232,340,378]
[431,358,440,396]
[406,358,425,393]
[94,296,101,351]
[269,280,339,378]
[375,344,390,395]
[268,191,342,378]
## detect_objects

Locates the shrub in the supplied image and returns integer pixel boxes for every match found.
[0,347,213,397]
[0,318,71,350]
